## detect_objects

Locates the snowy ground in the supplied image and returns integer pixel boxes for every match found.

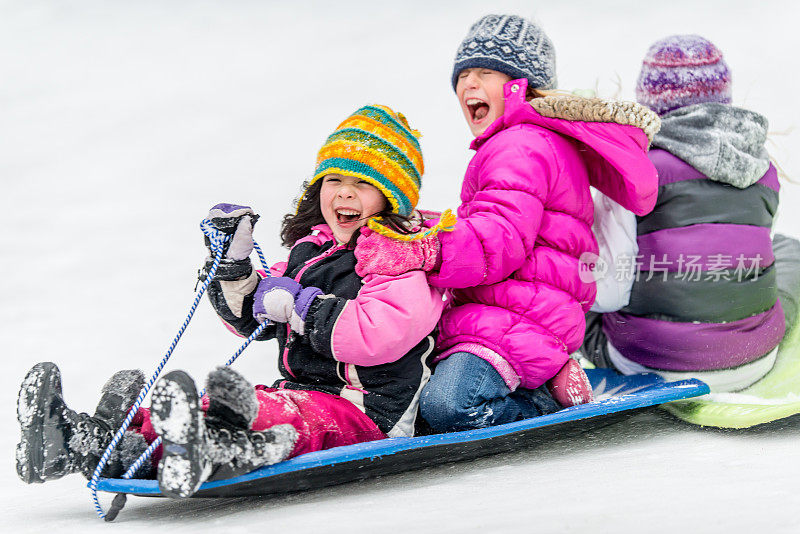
[2,1,799,532]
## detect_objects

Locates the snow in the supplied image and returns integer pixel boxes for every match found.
[151,378,195,445]
[2,0,799,532]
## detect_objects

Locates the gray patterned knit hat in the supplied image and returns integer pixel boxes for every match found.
[451,14,557,91]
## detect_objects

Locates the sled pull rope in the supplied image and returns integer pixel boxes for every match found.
[253,241,268,273]
[88,219,271,521]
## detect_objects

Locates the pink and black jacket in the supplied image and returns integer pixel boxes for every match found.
[203,224,445,437]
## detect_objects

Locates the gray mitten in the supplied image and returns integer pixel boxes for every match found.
[200,203,260,282]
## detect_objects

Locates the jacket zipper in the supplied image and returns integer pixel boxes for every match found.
[280,243,347,380]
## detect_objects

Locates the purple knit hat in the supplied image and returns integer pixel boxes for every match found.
[636,35,731,116]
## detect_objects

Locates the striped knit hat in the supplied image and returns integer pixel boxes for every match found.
[311,105,455,241]
[312,104,423,217]
[636,35,731,116]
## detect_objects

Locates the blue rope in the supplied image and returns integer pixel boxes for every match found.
[254,241,269,272]
[88,219,271,519]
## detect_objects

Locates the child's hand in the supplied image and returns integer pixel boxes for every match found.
[354,228,440,277]
[252,277,322,335]
[205,203,259,260]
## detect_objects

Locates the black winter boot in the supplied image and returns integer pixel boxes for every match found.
[204,366,295,481]
[204,422,298,482]
[150,369,297,498]
[17,362,73,483]
[205,366,259,429]
[71,368,146,478]
[16,362,145,483]
[150,370,210,498]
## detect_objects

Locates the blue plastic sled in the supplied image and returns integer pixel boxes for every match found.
[95,369,708,498]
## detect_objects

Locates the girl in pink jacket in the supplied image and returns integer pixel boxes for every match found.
[16,105,447,497]
[356,15,661,431]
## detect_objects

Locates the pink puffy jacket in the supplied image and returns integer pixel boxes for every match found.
[431,79,659,390]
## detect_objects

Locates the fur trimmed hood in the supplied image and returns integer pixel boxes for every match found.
[475,79,660,217]
[531,95,661,145]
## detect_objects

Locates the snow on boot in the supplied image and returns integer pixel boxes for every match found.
[16,363,146,483]
[71,368,145,479]
[203,366,296,481]
[205,366,258,429]
[204,423,298,482]
[546,358,594,408]
[93,369,145,431]
[16,362,77,483]
[151,369,298,496]
[150,370,210,498]
[100,431,151,479]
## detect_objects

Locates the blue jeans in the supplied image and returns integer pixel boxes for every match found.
[420,352,560,432]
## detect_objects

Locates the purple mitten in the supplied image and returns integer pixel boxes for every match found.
[354,228,440,277]
[253,277,301,324]
[289,286,323,335]
[253,277,322,335]
[206,203,259,260]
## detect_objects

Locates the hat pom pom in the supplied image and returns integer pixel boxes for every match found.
[436,209,457,233]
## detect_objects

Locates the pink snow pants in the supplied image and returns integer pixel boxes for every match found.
[130,386,386,469]
[247,386,386,456]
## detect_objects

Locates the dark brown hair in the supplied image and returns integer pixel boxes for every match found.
[281,179,417,249]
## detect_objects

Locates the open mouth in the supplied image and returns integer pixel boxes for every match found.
[335,208,362,225]
[466,98,490,122]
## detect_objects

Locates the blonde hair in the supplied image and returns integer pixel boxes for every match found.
[526,87,572,101]
[765,130,796,184]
